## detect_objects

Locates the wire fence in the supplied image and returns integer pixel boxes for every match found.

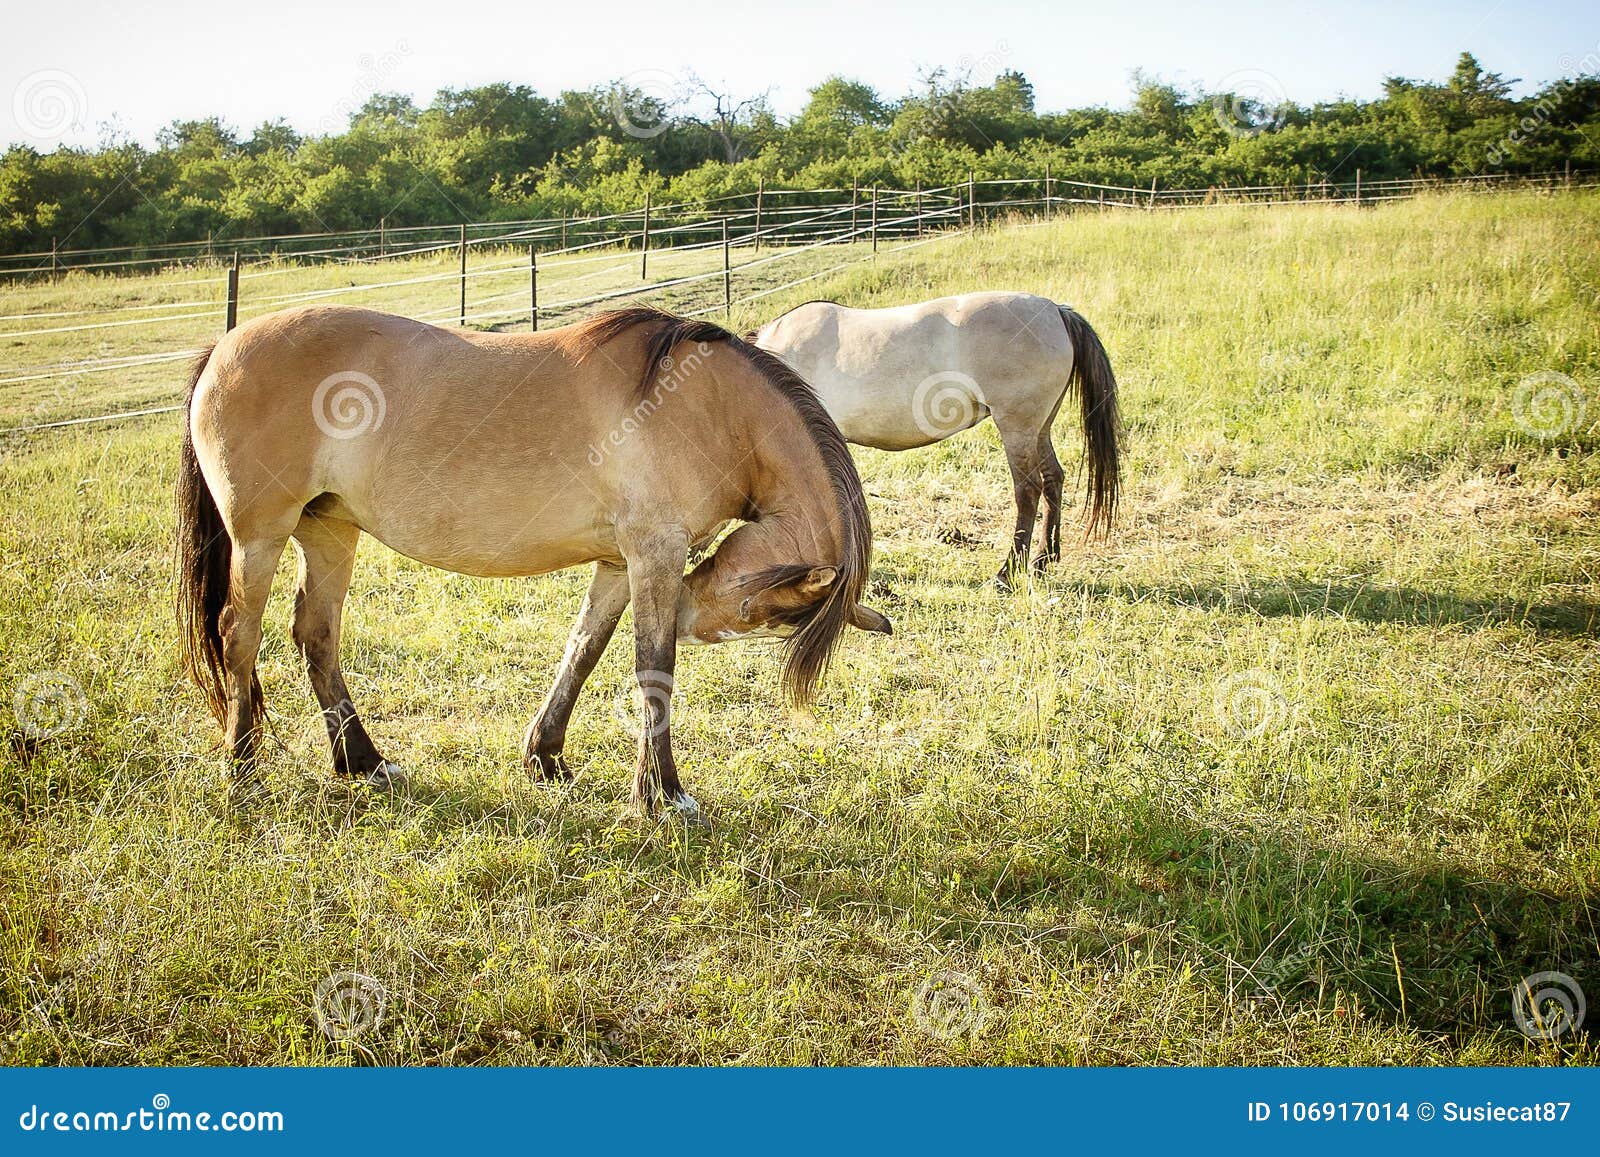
[4,167,1589,281]
[1,167,1592,436]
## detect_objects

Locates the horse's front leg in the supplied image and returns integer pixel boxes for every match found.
[622,532,701,822]
[523,562,630,780]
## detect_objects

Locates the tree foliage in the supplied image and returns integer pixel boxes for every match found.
[2,54,1594,255]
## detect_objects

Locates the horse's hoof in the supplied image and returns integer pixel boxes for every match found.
[360,761,408,791]
[627,791,708,827]
[669,792,709,828]
[525,751,574,782]
[993,573,1016,594]
[227,776,269,810]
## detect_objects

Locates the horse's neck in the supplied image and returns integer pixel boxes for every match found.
[747,439,842,564]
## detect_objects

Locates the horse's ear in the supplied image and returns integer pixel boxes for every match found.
[796,566,837,596]
[849,604,892,635]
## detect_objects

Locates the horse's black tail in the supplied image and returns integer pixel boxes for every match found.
[1057,305,1122,537]
[174,346,258,727]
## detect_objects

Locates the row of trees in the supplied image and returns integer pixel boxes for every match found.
[3,53,1596,257]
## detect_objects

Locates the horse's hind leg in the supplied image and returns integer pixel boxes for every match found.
[994,421,1045,591]
[523,562,630,781]
[222,533,290,794]
[1034,436,1066,573]
[290,513,399,788]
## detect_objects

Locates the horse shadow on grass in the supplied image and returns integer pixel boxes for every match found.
[1064,577,1600,638]
[882,789,1600,1051]
[1162,821,1588,1045]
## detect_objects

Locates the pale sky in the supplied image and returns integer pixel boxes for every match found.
[2,0,1595,150]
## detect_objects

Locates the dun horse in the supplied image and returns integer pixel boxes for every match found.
[753,292,1121,587]
[175,304,891,819]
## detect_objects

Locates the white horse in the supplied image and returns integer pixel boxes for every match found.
[753,292,1121,587]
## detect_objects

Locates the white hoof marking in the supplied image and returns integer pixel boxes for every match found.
[671,792,707,826]
[364,761,408,790]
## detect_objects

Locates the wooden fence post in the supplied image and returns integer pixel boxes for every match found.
[915,181,923,237]
[379,216,386,257]
[225,252,240,332]
[722,217,731,318]
[1354,169,1361,206]
[530,246,538,332]
[755,177,764,252]
[850,180,858,242]
[560,212,567,250]
[968,170,976,227]
[1045,164,1052,221]
[871,184,879,254]
[1148,176,1157,209]
[641,192,650,280]
[50,236,58,280]
[458,224,467,326]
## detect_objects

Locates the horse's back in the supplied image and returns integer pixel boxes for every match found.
[775,292,1062,343]
[186,304,812,578]
[757,293,1073,449]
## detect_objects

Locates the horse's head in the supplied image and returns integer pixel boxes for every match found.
[676,521,891,702]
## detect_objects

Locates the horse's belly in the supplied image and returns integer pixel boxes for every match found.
[338,493,617,579]
[822,379,989,451]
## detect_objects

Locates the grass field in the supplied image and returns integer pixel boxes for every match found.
[1,189,1597,1065]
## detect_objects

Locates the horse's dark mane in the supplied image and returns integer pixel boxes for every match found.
[579,306,871,708]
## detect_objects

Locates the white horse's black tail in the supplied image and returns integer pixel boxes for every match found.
[1057,305,1122,536]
